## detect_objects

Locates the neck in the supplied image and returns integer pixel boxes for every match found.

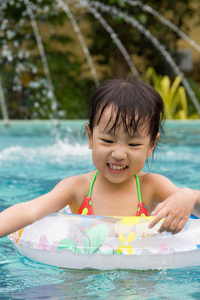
[96,172,136,192]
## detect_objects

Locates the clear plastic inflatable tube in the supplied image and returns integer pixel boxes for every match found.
[8,211,200,270]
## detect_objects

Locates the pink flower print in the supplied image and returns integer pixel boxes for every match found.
[158,242,168,254]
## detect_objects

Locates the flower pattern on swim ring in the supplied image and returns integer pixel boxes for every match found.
[117,232,135,255]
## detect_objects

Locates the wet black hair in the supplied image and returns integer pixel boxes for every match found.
[88,78,164,143]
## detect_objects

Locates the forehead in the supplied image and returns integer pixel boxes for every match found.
[97,105,121,130]
[96,105,149,136]
[97,105,114,126]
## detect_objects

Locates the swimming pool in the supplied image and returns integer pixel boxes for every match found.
[0,120,200,299]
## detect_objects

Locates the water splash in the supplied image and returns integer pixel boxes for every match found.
[124,0,200,54]
[0,74,9,126]
[88,1,200,115]
[0,0,200,121]
[0,141,90,165]
[79,0,140,78]
[23,0,58,116]
[56,0,99,87]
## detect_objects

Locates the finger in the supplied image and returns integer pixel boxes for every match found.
[151,201,166,216]
[148,210,166,229]
[165,217,181,233]
[171,218,188,234]
[158,215,174,233]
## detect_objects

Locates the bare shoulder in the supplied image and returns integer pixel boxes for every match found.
[139,172,174,185]
[54,171,95,198]
[52,171,95,211]
[24,171,96,220]
[138,171,180,201]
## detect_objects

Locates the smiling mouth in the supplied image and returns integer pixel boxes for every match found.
[108,163,127,170]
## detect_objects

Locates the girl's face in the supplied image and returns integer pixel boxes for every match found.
[86,106,160,184]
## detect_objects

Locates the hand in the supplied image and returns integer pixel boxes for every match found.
[148,188,197,234]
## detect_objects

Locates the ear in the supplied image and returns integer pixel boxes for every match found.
[146,133,160,158]
[85,123,93,149]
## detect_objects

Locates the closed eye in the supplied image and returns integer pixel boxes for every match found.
[129,143,141,147]
[102,139,113,144]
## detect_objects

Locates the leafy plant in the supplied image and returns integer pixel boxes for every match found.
[145,67,199,119]
[84,0,200,78]
[0,0,93,120]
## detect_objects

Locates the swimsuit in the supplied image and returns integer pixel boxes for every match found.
[78,170,148,216]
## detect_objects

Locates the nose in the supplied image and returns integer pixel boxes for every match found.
[111,147,127,160]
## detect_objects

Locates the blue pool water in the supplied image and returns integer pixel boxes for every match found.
[0,120,200,299]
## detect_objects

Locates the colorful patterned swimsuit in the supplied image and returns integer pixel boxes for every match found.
[78,170,148,216]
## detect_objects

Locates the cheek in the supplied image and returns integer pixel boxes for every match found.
[93,150,104,161]
[92,145,110,161]
[128,149,149,161]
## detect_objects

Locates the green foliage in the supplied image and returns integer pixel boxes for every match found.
[186,78,200,116]
[0,0,200,120]
[145,68,199,119]
[0,0,93,120]
[84,0,200,78]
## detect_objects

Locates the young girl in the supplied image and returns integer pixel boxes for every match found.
[0,78,200,238]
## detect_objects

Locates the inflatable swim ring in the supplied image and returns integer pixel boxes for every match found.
[8,210,200,270]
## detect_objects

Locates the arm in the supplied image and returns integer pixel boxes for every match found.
[148,174,200,234]
[0,177,76,238]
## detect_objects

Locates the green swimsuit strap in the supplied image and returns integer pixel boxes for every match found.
[88,170,98,197]
[135,174,142,203]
